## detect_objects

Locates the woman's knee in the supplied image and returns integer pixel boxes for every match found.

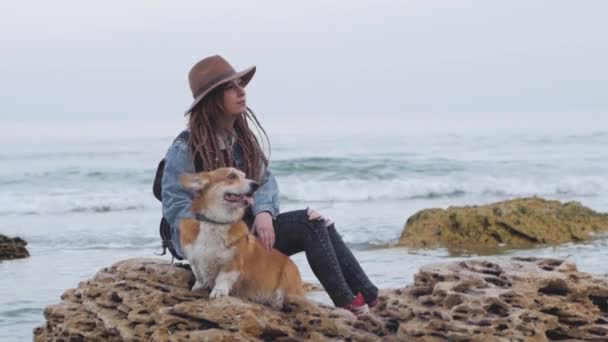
[306,208,334,228]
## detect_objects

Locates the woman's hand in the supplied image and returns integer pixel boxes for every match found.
[251,211,275,250]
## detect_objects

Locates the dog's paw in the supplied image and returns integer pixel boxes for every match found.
[192,280,206,292]
[210,287,229,298]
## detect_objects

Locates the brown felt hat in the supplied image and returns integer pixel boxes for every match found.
[184,55,256,115]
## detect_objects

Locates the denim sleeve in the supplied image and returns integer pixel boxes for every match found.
[252,166,280,219]
[161,139,196,239]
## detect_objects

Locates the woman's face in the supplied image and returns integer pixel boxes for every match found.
[221,78,247,116]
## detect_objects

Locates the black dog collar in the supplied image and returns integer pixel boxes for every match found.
[194,213,234,225]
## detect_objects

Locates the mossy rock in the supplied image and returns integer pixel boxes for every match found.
[398,197,608,249]
[0,234,30,260]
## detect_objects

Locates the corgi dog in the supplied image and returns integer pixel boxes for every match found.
[178,167,304,308]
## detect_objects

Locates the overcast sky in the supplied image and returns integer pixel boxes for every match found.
[1,0,607,126]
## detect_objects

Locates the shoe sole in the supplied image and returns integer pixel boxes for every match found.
[351,304,369,316]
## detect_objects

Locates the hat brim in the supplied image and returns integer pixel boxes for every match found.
[183,66,256,116]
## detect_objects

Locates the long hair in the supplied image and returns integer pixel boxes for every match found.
[187,86,270,182]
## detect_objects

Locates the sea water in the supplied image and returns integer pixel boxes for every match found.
[1,118,607,341]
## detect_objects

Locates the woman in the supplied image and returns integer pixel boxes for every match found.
[161,55,378,316]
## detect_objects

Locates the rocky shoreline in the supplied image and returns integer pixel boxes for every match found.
[30,198,608,340]
[0,234,29,260]
[34,257,608,341]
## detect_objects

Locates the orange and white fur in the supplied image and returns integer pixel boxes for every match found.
[179,167,304,308]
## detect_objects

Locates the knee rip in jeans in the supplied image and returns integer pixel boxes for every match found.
[306,208,334,228]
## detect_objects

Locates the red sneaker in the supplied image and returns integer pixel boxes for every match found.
[341,292,369,317]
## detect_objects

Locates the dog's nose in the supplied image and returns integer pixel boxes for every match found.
[250,182,260,192]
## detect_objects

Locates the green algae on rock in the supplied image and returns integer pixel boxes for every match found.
[399,197,608,249]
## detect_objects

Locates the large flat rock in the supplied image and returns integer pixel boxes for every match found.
[34,257,608,341]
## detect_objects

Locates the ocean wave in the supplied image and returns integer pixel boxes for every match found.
[347,241,396,250]
[0,189,156,215]
[279,177,606,202]
[56,242,161,251]
[0,150,144,161]
[271,157,466,179]
[0,176,605,215]
[28,236,161,251]
[3,169,155,185]
[1,157,606,215]
[0,307,42,318]
[27,230,396,252]
[30,166,156,181]
[70,205,144,213]
[564,131,608,140]
[0,206,147,216]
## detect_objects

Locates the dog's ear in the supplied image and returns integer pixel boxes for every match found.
[180,172,210,191]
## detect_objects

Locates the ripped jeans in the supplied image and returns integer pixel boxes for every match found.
[247,209,378,307]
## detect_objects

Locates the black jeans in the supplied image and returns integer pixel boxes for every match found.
[248,209,378,307]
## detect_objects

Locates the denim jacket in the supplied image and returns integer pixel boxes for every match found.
[161,130,280,257]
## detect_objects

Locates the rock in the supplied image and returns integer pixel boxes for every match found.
[34,257,608,341]
[0,234,30,260]
[399,197,608,249]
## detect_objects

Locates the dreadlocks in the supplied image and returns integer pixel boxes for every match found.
[187,87,270,182]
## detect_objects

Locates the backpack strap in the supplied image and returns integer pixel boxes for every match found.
[156,217,184,261]
[154,130,191,262]
[152,159,165,201]
[152,130,191,201]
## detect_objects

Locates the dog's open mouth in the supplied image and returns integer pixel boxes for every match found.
[224,192,254,206]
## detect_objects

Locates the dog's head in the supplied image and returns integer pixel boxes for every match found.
[180,167,260,224]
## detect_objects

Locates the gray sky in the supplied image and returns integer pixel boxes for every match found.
[1,0,607,125]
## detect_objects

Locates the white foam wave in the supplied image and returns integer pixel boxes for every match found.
[279,176,606,202]
[1,173,605,215]
[0,188,157,215]
[26,233,161,251]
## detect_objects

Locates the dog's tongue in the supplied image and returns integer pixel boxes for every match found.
[244,196,254,206]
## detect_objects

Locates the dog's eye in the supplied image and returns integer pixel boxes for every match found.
[227,173,237,180]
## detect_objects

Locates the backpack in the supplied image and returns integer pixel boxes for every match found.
[153,131,191,261]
